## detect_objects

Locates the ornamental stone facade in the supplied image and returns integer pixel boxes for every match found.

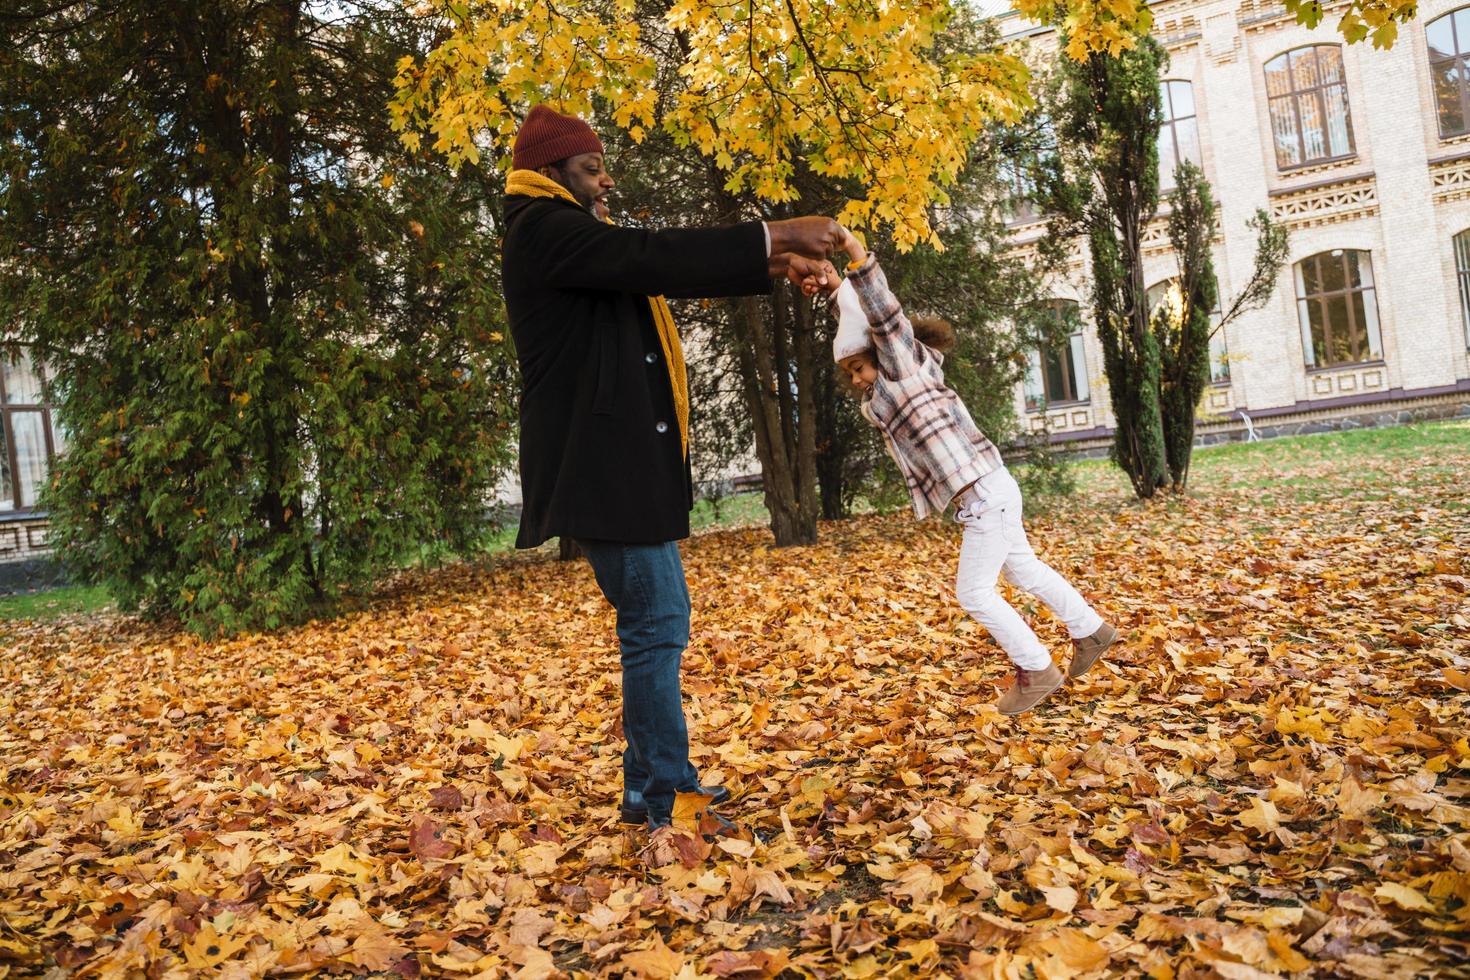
[998,0,1470,447]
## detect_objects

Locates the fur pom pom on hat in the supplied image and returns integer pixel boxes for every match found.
[512,105,605,172]
[831,279,873,362]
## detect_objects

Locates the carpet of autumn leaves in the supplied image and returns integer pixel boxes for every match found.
[2,423,1469,979]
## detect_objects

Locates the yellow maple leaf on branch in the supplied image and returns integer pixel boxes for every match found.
[391,0,1029,250]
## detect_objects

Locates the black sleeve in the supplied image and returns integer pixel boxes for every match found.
[522,201,771,299]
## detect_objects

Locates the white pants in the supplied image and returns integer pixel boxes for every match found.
[954,467,1103,671]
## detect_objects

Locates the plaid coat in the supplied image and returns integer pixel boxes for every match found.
[849,255,1005,519]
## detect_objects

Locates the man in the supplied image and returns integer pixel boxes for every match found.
[501,104,842,830]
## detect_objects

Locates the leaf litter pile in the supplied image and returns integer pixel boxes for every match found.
[3,425,1469,979]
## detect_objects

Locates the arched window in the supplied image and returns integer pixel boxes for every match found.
[0,348,64,513]
[1024,300,1090,410]
[1427,9,1470,137]
[1158,80,1203,192]
[1264,46,1355,169]
[1293,250,1384,368]
[1453,230,1470,347]
[1145,279,1230,384]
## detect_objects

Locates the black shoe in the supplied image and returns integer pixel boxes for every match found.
[619,785,730,825]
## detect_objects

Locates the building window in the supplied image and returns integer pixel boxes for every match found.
[0,348,61,513]
[1001,158,1040,225]
[1292,250,1384,369]
[1264,46,1355,169]
[1024,300,1090,410]
[1158,80,1203,193]
[1454,230,1470,347]
[1427,8,1470,138]
[1145,279,1230,384]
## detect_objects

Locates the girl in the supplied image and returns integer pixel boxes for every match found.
[824,230,1117,715]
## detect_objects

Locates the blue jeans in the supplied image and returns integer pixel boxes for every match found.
[576,540,699,822]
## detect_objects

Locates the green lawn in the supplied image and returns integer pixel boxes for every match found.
[5,418,1466,623]
[0,584,111,622]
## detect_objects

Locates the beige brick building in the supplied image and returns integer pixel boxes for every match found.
[1000,0,1470,448]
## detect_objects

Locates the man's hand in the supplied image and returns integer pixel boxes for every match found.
[773,254,840,292]
[767,216,843,263]
[838,225,867,266]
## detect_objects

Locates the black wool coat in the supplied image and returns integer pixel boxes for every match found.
[502,195,770,548]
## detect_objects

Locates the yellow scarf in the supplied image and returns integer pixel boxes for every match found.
[506,170,690,459]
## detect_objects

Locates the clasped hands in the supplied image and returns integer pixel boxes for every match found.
[767,217,866,296]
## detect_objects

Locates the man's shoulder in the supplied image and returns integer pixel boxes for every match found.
[505,194,591,229]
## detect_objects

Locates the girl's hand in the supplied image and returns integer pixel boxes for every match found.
[839,225,867,266]
[791,257,840,296]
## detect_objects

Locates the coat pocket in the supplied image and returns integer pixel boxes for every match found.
[593,324,618,416]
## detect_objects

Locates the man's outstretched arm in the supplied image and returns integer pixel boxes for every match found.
[527,205,844,298]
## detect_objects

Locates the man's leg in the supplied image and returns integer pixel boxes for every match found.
[578,540,696,826]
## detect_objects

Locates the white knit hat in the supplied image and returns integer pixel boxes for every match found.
[831,279,872,362]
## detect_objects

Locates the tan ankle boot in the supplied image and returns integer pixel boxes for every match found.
[996,663,1065,716]
[1068,623,1117,679]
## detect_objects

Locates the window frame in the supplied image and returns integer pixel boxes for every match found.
[1426,8,1470,139]
[1158,79,1203,193]
[1025,300,1090,411]
[1454,229,1470,348]
[0,349,60,515]
[1145,279,1231,385]
[1291,249,1385,370]
[1263,45,1357,171]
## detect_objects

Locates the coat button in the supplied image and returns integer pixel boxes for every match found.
[645,352,657,364]
[655,421,669,433]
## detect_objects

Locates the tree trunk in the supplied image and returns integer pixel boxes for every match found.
[731,294,818,546]
[814,351,847,520]
[557,537,582,562]
[791,290,820,537]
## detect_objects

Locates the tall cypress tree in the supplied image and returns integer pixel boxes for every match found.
[1160,162,1287,491]
[1051,36,1171,499]
[0,1,516,634]
[1044,38,1285,498]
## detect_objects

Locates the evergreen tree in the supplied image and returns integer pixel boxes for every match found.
[1049,35,1172,498]
[0,1,516,634]
[1159,164,1287,490]
[1044,39,1286,497]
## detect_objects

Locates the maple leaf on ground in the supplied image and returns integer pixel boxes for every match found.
[1336,778,1386,820]
[1374,882,1437,913]
[728,865,796,911]
[1040,884,1079,914]
[428,784,464,810]
[618,935,685,979]
[507,944,557,980]
[506,908,555,948]
[181,924,249,970]
[671,790,715,833]
[1237,797,1281,835]
[889,862,944,906]
[313,842,376,882]
[409,815,455,860]
[704,948,791,978]
[347,930,411,972]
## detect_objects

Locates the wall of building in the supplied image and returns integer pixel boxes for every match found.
[1006,0,1470,443]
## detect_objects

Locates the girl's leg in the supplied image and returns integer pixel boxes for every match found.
[954,493,1053,672]
[990,470,1104,639]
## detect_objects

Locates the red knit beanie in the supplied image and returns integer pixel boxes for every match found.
[512,105,605,171]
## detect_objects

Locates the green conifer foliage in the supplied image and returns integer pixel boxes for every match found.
[1,2,516,633]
